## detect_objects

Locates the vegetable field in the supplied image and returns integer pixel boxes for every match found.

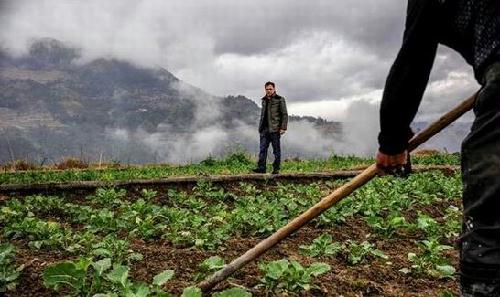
[0,152,459,186]
[0,154,463,296]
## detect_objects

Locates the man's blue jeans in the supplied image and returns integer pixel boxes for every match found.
[257,131,281,172]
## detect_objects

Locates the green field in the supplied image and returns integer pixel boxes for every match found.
[0,152,460,185]
[0,153,464,296]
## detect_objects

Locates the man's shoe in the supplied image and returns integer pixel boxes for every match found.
[252,168,266,174]
[271,169,280,175]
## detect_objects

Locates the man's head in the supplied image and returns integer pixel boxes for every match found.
[265,81,276,97]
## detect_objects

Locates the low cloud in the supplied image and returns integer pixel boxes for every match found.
[0,0,478,162]
[1,0,477,105]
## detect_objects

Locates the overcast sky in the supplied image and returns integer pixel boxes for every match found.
[0,0,479,122]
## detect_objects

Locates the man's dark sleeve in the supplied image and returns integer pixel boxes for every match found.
[258,99,265,132]
[280,97,288,130]
[378,0,439,154]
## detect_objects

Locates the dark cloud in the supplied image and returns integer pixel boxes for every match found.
[0,0,14,29]
[207,0,406,59]
[0,0,479,120]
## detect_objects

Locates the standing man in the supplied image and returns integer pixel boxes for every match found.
[376,0,500,295]
[252,81,288,174]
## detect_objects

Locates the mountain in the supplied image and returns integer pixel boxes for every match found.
[0,38,340,164]
[0,38,259,131]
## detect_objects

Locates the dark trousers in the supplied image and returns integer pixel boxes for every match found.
[257,131,281,171]
[460,62,500,296]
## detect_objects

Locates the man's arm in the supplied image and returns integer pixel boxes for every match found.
[378,0,439,155]
[279,97,288,132]
[258,99,266,132]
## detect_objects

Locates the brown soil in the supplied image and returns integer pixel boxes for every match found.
[6,218,459,297]
[3,177,461,297]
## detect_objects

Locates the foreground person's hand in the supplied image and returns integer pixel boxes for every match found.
[376,150,411,176]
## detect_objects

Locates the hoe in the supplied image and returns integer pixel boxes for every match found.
[198,92,478,292]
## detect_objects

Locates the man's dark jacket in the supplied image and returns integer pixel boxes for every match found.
[258,94,288,133]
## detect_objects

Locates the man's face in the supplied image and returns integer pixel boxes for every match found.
[265,85,275,97]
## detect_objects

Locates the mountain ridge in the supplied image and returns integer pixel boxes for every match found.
[0,38,340,163]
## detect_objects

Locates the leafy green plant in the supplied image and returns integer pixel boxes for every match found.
[24,195,66,215]
[128,214,166,240]
[43,257,174,296]
[345,241,388,265]
[442,206,461,239]
[416,213,440,238]
[258,259,330,293]
[238,182,260,196]
[181,286,202,297]
[299,234,342,257]
[0,199,27,224]
[401,239,456,279]
[193,181,233,202]
[87,208,120,233]
[3,216,73,250]
[88,188,127,206]
[0,243,24,292]
[200,156,217,167]
[43,258,94,295]
[223,151,253,167]
[91,235,143,265]
[65,230,98,254]
[180,286,252,297]
[140,189,158,201]
[212,287,252,297]
[365,214,409,237]
[412,153,460,166]
[194,256,225,281]
[316,194,363,227]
